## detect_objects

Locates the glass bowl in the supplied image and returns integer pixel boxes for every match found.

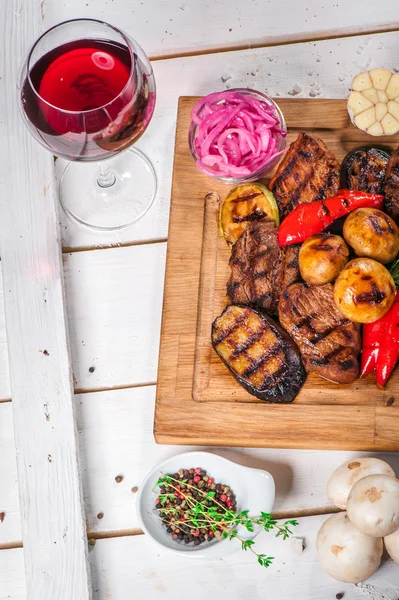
[188,88,287,184]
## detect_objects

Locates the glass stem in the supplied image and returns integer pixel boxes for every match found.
[97,162,116,188]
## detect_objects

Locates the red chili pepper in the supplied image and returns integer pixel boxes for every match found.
[361,292,399,386]
[360,318,384,377]
[375,293,399,387]
[277,190,384,247]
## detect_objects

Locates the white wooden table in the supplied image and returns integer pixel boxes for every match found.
[1,2,399,598]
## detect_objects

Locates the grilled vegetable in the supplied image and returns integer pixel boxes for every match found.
[340,148,391,194]
[384,145,399,223]
[361,292,399,386]
[360,316,384,377]
[277,190,384,247]
[348,68,399,135]
[212,305,305,403]
[333,258,396,323]
[343,208,399,264]
[298,234,349,285]
[220,183,279,246]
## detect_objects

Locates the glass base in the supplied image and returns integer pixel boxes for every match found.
[59,148,157,231]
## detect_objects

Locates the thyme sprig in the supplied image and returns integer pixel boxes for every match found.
[389,256,399,288]
[153,473,298,568]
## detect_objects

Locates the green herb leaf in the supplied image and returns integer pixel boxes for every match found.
[389,256,399,288]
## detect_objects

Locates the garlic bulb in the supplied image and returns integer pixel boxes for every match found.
[347,68,399,136]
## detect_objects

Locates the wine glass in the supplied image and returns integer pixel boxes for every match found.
[18,19,156,230]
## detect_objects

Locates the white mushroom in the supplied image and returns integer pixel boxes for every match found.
[317,512,383,583]
[347,474,399,538]
[327,457,395,510]
[385,528,399,564]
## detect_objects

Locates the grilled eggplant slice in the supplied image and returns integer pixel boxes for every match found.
[340,148,391,194]
[212,305,305,403]
[384,145,399,222]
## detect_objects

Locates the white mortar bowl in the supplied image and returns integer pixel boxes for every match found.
[136,451,275,559]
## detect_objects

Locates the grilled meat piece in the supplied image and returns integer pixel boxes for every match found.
[384,145,399,223]
[212,305,306,402]
[278,283,361,384]
[227,219,300,314]
[340,148,391,194]
[269,132,340,220]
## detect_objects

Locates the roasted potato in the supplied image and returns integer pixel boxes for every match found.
[343,208,399,264]
[298,234,349,285]
[333,258,395,323]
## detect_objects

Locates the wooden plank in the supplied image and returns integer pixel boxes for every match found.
[0,548,25,600]
[59,30,399,250]
[2,244,166,398]
[43,0,399,58]
[155,96,399,450]
[2,390,399,545]
[3,515,399,600]
[0,264,11,400]
[0,402,21,546]
[0,1,91,598]
[89,518,399,600]
[63,244,166,391]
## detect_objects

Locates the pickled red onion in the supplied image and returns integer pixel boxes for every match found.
[191,91,286,179]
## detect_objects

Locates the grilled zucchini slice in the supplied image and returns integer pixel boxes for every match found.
[220,183,279,246]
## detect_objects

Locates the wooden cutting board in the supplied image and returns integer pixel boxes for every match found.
[154,96,399,450]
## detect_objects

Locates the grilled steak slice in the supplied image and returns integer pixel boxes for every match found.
[227,220,300,314]
[269,132,340,220]
[340,148,391,194]
[212,305,306,403]
[278,283,361,384]
[384,145,399,223]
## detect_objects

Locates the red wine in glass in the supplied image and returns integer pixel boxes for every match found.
[22,38,155,161]
[19,19,157,231]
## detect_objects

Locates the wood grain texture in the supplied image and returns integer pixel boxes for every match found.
[155,96,399,450]
[2,244,166,398]
[3,515,399,600]
[58,30,399,250]
[2,389,399,545]
[0,1,91,598]
[0,265,11,400]
[43,0,399,58]
[63,244,166,391]
[88,518,399,600]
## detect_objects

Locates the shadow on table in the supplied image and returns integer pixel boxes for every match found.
[205,448,294,506]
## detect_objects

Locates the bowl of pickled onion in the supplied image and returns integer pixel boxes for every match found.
[188,89,287,183]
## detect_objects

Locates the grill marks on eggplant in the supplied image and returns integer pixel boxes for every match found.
[269,133,340,220]
[212,305,306,403]
[278,283,361,384]
[340,148,391,194]
[384,145,399,223]
[227,220,300,314]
